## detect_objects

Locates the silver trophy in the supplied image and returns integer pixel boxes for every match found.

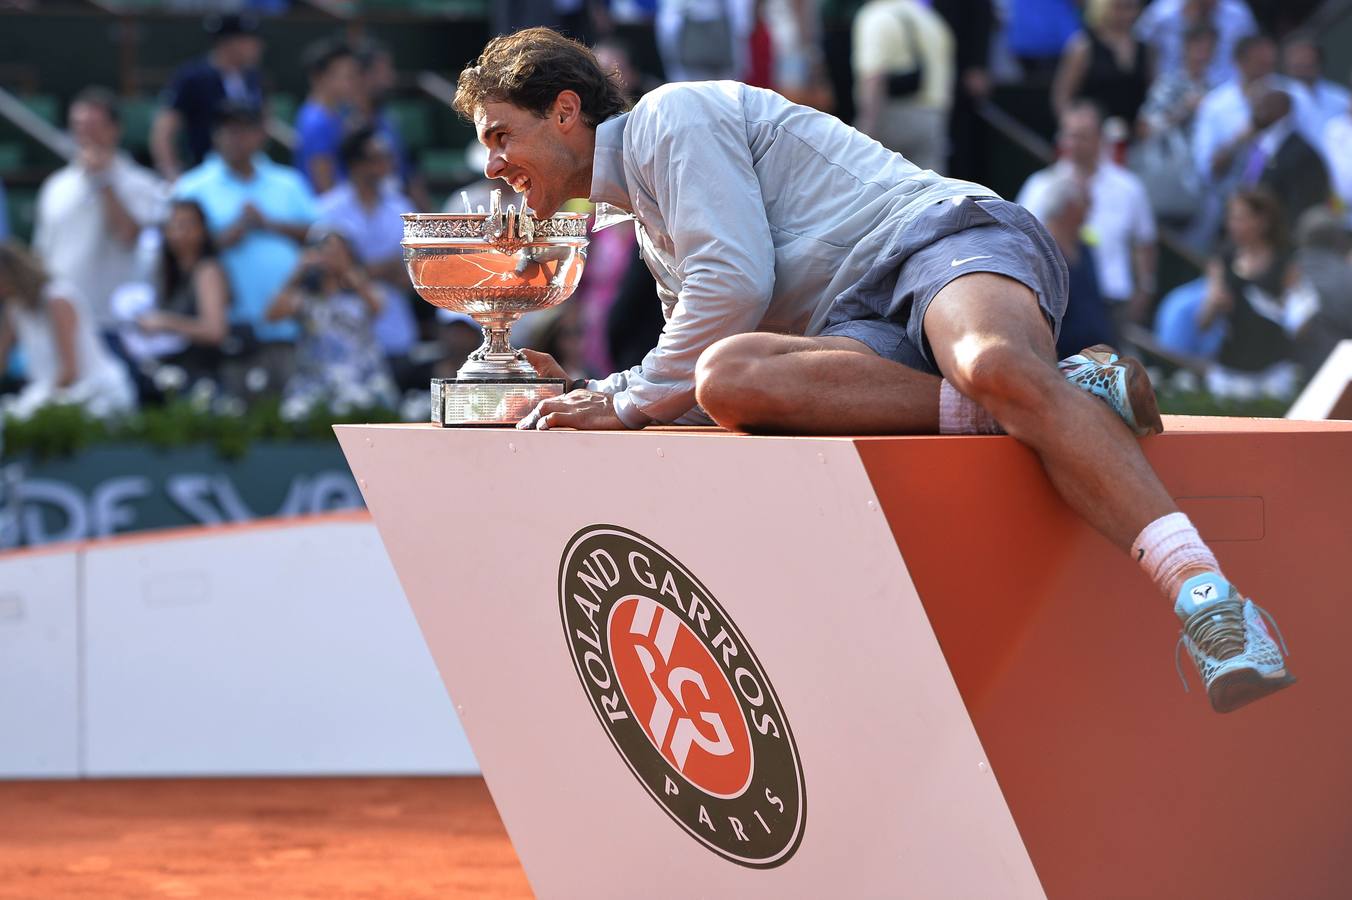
[402,191,589,426]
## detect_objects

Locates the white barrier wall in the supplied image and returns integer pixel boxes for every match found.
[0,551,80,777]
[0,514,478,778]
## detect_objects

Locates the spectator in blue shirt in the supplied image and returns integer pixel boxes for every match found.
[1007,0,1083,78]
[151,13,265,182]
[317,125,419,386]
[174,102,316,391]
[294,38,362,195]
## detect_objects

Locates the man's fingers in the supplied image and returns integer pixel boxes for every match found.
[537,410,576,431]
[516,395,572,430]
[516,407,541,430]
[520,348,567,379]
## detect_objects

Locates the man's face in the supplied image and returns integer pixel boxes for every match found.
[69,101,119,151]
[215,120,264,165]
[351,135,394,186]
[1059,110,1101,167]
[476,99,576,217]
[322,56,362,106]
[1184,34,1216,72]
[1062,192,1089,234]
[1284,42,1320,83]
[224,35,264,70]
[1239,40,1277,82]
[364,52,397,102]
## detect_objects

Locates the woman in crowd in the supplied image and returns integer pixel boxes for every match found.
[1130,24,1218,225]
[265,226,396,415]
[136,199,230,383]
[1138,23,1218,140]
[1198,188,1302,395]
[0,241,136,418]
[1052,0,1151,129]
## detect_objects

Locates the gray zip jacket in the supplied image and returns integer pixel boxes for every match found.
[585,81,995,427]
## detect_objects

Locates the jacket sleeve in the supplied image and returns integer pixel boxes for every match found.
[605,86,778,427]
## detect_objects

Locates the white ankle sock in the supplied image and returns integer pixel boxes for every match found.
[938,379,1003,434]
[1131,512,1222,601]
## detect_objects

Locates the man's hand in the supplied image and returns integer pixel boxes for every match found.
[79,144,114,176]
[961,67,991,100]
[1126,287,1154,324]
[239,202,265,231]
[517,390,626,430]
[521,348,569,380]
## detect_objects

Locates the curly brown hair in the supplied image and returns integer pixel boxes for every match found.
[453,28,629,128]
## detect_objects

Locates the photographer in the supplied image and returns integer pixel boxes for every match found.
[265,226,397,416]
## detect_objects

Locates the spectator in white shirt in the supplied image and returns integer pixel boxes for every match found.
[1280,32,1350,156]
[1018,100,1158,326]
[1135,0,1256,85]
[1191,32,1276,181]
[32,87,167,336]
[0,241,135,420]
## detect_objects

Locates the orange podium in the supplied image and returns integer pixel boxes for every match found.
[336,417,1352,900]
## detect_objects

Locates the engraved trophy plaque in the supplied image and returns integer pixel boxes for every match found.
[402,191,589,426]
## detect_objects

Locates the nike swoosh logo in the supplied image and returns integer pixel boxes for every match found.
[951,255,993,267]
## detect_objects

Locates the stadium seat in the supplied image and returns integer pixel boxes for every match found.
[119,96,157,153]
[0,142,24,175]
[7,187,37,242]
[269,93,298,128]
[416,147,466,183]
[385,100,432,152]
[20,94,61,126]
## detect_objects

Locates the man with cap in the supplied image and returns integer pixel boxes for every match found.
[152,13,265,181]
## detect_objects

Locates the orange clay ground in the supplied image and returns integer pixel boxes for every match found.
[0,778,531,899]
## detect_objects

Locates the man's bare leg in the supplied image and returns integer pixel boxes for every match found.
[698,273,1294,712]
[921,274,1294,711]
[695,333,943,434]
[918,274,1176,550]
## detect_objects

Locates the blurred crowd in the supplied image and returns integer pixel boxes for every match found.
[1,0,1351,426]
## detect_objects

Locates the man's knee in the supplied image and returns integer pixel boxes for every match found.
[946,339,1058,414]
[695,333,786,426]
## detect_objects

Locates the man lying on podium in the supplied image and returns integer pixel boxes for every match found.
[451,28,1294,714]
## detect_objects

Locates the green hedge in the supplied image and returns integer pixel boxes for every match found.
[2,398,401,462]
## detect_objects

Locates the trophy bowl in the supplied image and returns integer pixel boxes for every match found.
[402,195,589,426]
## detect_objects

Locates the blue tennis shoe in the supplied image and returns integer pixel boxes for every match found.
[1174,573,1296,714]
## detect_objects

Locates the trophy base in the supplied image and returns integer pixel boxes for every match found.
[431,377,568,427]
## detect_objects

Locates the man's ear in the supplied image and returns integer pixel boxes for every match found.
[552,90,584,130]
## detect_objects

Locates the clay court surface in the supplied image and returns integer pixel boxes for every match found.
[0,778,532,899]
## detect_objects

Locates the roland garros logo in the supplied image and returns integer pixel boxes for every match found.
[559,525,805,868]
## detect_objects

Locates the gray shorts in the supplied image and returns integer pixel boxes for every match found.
[820,196,1068,374]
